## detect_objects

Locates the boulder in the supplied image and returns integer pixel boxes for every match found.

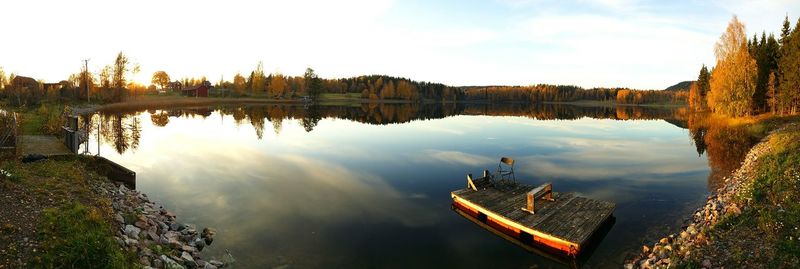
[124,225,142,239]
[161,255,185,269]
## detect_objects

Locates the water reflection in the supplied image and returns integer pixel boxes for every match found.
[78,103,716,268]
[85,103,689,155]
[687,113,760,191]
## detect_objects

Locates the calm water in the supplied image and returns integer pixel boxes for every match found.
[79,104,721,268]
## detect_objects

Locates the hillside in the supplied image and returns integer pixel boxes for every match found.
[665,81,694,91]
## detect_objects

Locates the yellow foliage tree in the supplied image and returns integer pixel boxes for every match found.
[269,73,287,98]
[233,73,246,94]
[708,15,757,117]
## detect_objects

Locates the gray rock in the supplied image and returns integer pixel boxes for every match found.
[194,238,206,251]
[181,245,198,253]
[124,238,138,246]
[124,225,142,239]
[171,223,186,231]
[159,221,170,232]
[181,251,195,267]
[161,255,185,269]
[203,263,218,269]
[201,228,216,245]
[702,259,712,268]
[115,213,125,223]
[139,256,151,266]
[153,259,163,268]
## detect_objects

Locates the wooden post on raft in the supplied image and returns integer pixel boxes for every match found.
[467,174,476,191]
[524,183,553,214]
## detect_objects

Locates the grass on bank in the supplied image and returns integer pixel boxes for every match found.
[1,156,136,268]
[13,104,67,136]
[683,117,800,268]
[35,202,132,269]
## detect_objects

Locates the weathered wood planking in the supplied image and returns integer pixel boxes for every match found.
[451,177,615,255]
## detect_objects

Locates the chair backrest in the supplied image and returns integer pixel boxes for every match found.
[500,157,514,167]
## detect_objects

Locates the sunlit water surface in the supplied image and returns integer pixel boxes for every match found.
[82,105,714,268]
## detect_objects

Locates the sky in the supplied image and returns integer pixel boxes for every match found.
[1,0,798,89]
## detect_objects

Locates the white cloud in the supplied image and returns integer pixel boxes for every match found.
[419,150,495,167]
[1,0,798,89]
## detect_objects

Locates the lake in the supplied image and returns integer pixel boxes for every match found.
[77,103,734,268]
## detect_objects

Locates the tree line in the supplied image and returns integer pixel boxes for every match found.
[462,84,687,104]
[2,56,693,107]
[0,52,140,106]
[689,15,800,116]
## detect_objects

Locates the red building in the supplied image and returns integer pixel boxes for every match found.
[182,81,211,97]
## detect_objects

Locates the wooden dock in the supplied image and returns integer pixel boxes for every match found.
[451,172,615,256]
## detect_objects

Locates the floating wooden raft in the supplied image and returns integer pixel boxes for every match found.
[451,171,615,256]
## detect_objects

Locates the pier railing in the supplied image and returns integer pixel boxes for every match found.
[61,115,79,154]
[0,112,19,157]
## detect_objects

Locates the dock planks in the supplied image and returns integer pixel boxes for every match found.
[451,177,615,255]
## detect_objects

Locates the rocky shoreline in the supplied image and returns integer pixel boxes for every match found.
[624,128,774,269]
[92,181,230,269]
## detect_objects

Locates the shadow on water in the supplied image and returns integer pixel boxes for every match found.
[452,205,615,269]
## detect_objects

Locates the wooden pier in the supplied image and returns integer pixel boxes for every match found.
[451,171,615,256]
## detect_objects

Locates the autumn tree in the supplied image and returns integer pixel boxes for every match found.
[0,67,6,91]
[380,80,395,99]
[708,15,757,117]
[112,52,129,89]
[99,66,112,90]
[107,52,138,102]
[151,71,171,90]
[233,73,246,95]
[250,61,266,94]
[269,72,287,98]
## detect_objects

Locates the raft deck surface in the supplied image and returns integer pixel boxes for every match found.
[452,182,615,254]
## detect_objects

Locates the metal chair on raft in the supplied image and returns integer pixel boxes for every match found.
[493,157,518,191]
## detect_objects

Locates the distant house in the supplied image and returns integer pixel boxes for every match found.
[182,81,211,97]
[43,82,62,89]
[11,76,39,90]
[169,81,183,91]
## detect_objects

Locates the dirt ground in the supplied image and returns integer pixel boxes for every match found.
[0,180,55,268]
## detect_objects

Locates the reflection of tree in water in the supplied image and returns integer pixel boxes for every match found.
[246,108,266,139]
[231,108,247,126]
[300,104,321,132]
[150,112,170,127]
[97,113,142,154]
[89,103,692,154]
[687,114,707,156]
[688,113,760,191]
[268,106,286,135]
